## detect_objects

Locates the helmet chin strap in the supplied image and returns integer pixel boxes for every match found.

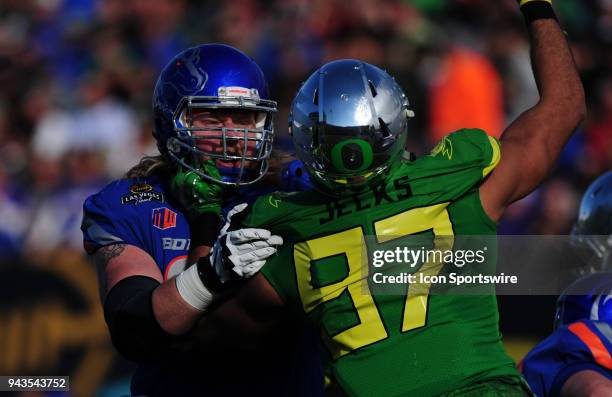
[168,137,268,186]
[218,165,257,184]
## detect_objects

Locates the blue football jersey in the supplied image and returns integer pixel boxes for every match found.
[520,319,612,397]
[82,176,194,279]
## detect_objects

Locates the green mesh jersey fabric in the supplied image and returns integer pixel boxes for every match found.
[244,129,521,396]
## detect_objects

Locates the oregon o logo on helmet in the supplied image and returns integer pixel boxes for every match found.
[331,139,373,173]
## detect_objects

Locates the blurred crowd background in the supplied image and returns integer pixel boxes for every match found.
[0,0,609,395]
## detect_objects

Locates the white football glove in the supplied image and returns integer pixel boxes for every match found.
[210,203,283,284]
[176,203,283,311]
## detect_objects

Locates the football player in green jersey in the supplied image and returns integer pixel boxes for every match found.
[185,1,586,395]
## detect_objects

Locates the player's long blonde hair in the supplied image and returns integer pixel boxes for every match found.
[124,152,290,188]
[125,155,174,179]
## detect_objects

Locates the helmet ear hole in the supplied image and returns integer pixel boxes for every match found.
[311,125,319,150]
[379,118,391,138]
[167,138,181,154]
[368,80,378,97]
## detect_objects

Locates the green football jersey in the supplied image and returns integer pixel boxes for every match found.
[244,129,521,396]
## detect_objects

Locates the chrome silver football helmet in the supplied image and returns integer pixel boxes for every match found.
[289,59,413,193]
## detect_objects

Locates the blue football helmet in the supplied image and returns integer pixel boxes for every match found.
[571,171,612,273]
[554,272,612,329]
[288,59,414,193]
[153,44,277,186]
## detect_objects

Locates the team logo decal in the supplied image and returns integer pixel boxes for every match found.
[218,86,260,100]
[430,136,453,160]
[121,183,164,205]
[331,139,373,173]
[268,196,281,208]
[130,183,153,193]
[152,207,177,230]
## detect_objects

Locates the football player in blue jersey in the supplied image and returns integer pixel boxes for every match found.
[81,44,320,396]
[521,172,612,397]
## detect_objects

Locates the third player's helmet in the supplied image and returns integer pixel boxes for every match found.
[152,44,277,186]
[571,171,612,272]
[554,271,612,329]
[288,60,413,193]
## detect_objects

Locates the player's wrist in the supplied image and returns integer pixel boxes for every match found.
[175,262,215,312]
[195,253,227,293]
[195,250,249,293]
[518,0,557,25]
[175,251,241,312]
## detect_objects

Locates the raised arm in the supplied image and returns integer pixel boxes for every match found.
[480,0,586,221]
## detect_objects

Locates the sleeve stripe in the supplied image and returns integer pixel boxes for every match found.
[82,217,124,246]
[594,322,612,345]
[482,135,501,178]
[164,255,188,280]
[568,321,612,370]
